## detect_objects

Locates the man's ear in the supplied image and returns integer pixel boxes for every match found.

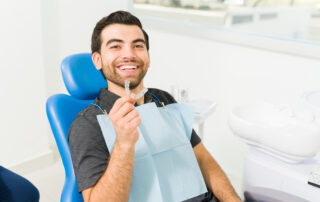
[147,51,151,68]
[92,52,102,70]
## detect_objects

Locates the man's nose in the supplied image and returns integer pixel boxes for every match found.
[121,46,136,60]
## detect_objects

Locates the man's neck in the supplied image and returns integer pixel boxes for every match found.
[108,81,145,105]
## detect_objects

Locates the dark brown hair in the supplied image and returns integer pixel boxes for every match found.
[91,10,149,53]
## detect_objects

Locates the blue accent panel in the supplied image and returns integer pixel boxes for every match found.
[61,53,108,100]
[46,94,93,202]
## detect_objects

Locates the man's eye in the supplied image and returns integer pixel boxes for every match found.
[110,45,120,49]
[135,44,144,48]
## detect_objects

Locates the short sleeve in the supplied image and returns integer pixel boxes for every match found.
[190,129,201,147]
[68,115,109,192]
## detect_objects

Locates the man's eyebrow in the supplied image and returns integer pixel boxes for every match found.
[133,38,146,44]
[106,39,123,46]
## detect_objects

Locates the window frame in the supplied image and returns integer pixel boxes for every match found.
[134,3,320,60]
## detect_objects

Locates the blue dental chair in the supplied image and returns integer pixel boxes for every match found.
[46,53,107,202]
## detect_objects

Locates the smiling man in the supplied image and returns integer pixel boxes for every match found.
[92,22,150,105]
[68,11,241,202]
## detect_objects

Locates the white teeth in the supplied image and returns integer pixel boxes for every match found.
[120,65,137,70]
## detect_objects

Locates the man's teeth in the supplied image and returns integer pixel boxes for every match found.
[120,66,137,70]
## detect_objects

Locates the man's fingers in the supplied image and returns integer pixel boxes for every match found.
[110,97,131,114]
[112,103,135,121]
[116,113,140,133]
[129,94,136,104]
[129,116,141,127]
[110,95,136,116]
[122,109,139,123]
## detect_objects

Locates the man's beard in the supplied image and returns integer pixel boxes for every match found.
[101,59,148,90]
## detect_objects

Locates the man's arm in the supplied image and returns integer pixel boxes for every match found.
[82,95,140,202]
[193,142,242,202]
[82,142,135,202]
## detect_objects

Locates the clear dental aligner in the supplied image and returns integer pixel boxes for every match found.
[124,79,148,99]
[125,80,130,96]
[136,88,148,99]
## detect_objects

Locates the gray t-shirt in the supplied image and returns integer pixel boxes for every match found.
[68,88,203,193]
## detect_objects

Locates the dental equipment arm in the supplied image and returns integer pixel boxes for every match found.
[194,143,241,202]
[82,95,140,202]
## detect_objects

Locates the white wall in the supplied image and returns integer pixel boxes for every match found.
[142,25,320,188]
[42,0,133,96]
[0,0,131,168]
[0,0,49,167]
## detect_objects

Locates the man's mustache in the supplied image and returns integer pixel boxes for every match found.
[114,58,144,66]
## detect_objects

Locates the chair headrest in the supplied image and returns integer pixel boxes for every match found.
[61,53,108,100]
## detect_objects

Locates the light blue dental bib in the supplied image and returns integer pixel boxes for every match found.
[97,103,207,202]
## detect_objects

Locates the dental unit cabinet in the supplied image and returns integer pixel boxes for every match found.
[228,100,320,202]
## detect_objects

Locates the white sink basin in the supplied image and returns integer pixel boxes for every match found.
[305,90,320,115]
[228,103,320,163]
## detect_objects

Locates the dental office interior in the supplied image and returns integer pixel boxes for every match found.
[1,0,320,201]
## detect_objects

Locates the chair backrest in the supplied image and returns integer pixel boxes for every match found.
[61,53,106,100]
[46,53,107,202]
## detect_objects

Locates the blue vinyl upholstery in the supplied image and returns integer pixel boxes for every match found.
[61,53,106,100]
[46,53,107,202]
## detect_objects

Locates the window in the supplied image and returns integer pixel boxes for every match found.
[134,0,320,44]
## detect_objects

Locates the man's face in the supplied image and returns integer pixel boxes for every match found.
[94,24,150,89]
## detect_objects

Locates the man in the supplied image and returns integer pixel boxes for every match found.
[68,10,241,202]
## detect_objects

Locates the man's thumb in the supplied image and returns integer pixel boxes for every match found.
[129,93,136,104]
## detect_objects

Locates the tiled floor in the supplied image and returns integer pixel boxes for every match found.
[23,157,243,202]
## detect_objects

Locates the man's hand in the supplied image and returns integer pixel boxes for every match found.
[82,94,140,202]
[109,94,140,148]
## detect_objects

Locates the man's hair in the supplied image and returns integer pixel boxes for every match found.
[91,10,149,53]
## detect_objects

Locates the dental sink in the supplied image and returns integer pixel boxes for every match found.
[305,90,320,115]
[228,103,320,163]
